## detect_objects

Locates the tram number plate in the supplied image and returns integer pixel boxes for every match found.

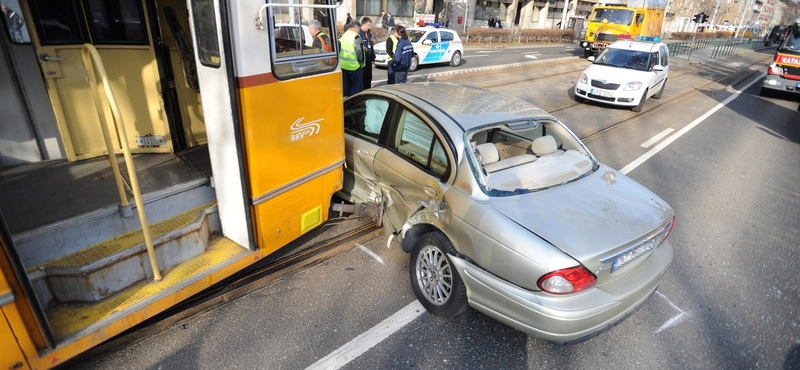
[590,89,613,98]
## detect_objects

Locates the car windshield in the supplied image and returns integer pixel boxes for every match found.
[466,120,597,196]
[408,30,426,43]
[589,8,634,25]
[779,29,800,56]
[594,48,653,71]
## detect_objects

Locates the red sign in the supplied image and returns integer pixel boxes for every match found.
[777,53,800,67]
[458,16,463,24]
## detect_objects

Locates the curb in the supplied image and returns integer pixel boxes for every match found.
[425,55,581,80]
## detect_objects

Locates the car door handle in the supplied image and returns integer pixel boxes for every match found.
[356,149,371,158]
[39,53,65,62]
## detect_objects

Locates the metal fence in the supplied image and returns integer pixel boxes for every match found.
[667,38,771,59]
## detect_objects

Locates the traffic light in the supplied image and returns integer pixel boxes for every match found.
[701,13,709,23]
[693,13,702,23]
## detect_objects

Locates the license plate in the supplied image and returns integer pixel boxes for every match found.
[590,89,613,98]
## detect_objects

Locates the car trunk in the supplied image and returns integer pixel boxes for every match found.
[488,166,672,284]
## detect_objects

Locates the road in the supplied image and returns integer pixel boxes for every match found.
[70,48,800,370]
[370,43,585,86]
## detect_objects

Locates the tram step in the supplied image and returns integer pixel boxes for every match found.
[28,202,220,305]
[13,178,215,269]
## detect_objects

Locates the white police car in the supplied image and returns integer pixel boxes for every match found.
[574,35,669,112]
[373,27,463,71]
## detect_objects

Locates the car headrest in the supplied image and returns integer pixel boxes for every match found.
[531,135,557,156]
[475,143,500,164]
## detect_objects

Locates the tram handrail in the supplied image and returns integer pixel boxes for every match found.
[256,0,344,30]
[80,44,162,282]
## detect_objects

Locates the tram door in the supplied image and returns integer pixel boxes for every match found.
[24,0,187,161]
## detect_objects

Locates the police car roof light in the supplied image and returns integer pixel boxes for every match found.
[639,36,661,42]
[617,34,634,40]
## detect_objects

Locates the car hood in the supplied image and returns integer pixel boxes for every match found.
[488,165,672,265]
[583,64,652,84]
[374,41,386,51]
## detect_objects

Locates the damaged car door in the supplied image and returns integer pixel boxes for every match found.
[372,105,451,235]
[342,97,392,203]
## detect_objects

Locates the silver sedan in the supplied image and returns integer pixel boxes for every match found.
[339,83,675,344]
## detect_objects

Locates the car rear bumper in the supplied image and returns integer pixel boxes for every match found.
[574,81,644,107]
[450,240,673,343]
[762,74,800,94]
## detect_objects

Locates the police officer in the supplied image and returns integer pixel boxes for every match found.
[339,21,365,96]
[359,17,375,89]
[385,28,399,85]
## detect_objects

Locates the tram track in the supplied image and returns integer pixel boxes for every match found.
[70,219,382,364]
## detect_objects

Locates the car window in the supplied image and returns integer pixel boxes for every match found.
[393,108,448,177]
[649,52,658,70]
[344,98,390,143]
[440,31,454,42]
[660,45,669,66]
[408,30,425,43]
[424,32,438,42]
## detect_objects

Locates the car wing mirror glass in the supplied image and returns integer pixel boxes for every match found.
[653,65,665,72]
[423,39,433,45]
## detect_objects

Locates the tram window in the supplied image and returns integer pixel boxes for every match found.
[269,0,337,79]
[1,2,31,44]
[344,98,390,143]
[28,0,88,45]
[84,0,147,45]
[190,0,220,67]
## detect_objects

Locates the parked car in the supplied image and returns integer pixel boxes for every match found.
[373,27,463,71]
[574,35,669,112]
[339,83,675,344]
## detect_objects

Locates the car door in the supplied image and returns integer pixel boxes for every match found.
[421,31,445,63]
[651,49,667,90]
[342,97,393,203]
[372,104,452,235]
[438,30,455,62]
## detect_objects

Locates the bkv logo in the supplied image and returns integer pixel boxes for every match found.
[290,116,322,142]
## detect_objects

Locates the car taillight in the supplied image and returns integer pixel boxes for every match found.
[537,266,597,294]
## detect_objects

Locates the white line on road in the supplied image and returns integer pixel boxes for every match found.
[356,243,385,265]
[654,291,689,334]
[525,55,539,59]
[640,128,675,148]
[476,50,497,53]
[619,73,764,175]
[305,301,425,370]
[466,54,488,57]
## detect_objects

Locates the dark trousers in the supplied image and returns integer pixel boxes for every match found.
[342,68,363,97]
[394,70,408,84]
[362,61,373,89]
[387,64,395,85]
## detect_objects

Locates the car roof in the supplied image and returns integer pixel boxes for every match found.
[608,40,664,52]
[378,83,551,131]
[408,27,454,33]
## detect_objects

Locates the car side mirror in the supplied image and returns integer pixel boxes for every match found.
[587,56,595,62]
[423,39,433,45]
[653,65,665,72]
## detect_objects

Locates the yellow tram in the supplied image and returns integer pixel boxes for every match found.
[0,0,344,368]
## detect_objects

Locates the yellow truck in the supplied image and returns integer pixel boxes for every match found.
[580,0,666,57]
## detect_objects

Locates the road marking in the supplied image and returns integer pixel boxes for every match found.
[619,73,764,175]
[524,51,541,54]
[640,128,675,148]
[356,243,384,265]
[466,54,488,57]
[476,50,496,53]
[305,301,425,370]
[525,55,539,59]
[654,291,689,334]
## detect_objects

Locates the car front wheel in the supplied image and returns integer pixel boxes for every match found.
[409,55,419,72]
[632,88,648,113]
[450,51,462,67]
[653,79,666,99]
[409,231,467,317]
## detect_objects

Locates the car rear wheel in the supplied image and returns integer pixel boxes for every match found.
[409,231,467,317]
[449,51,462,67]
[409,55,419,72]
[632,89,648,113]
[653,79,666,99]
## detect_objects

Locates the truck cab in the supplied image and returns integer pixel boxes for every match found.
[761,23,800,97]
[581,2,665,58]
